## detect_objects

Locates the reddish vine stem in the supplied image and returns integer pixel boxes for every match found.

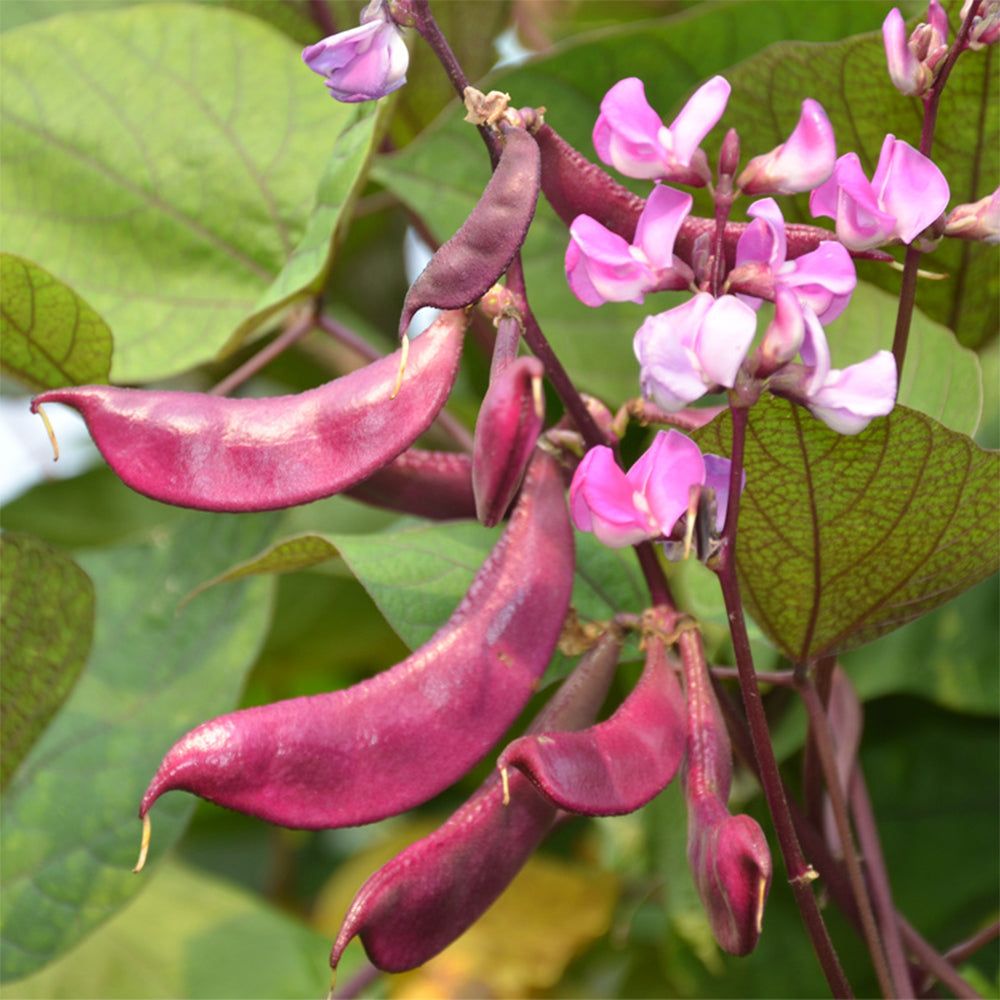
[712,405,852,998]
[897,915,985,1000]
[801,654,836,829]
[794,670,898,998]
[943,919,1000,971]
[892,0,979,378]
[848,768,918,996]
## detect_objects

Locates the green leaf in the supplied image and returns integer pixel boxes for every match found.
[0,253,112,391]
[0,859,330,999]
[824,283,982,437]
[693,397,1000,661]
[374,1,897,407]
[0,512,280,983]
[718,24,999,344]
[0,4,367,383]
[0,534,94,790]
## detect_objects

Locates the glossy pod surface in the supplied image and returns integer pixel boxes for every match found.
[331,627,625,973]
[138,448,574,830]
[498,607,687,815]
[32,310,468,512]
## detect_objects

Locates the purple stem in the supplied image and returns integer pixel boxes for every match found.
[712,406,852,998]
[897,915,985,1000]
[794,670,897,998]
[634,540,674,609]
[944,920,1000,971]
[892,0,980,377]
[209,309,316,397]
[306,0,337,36]
[848,768,917,997]
[330,959,381,1000]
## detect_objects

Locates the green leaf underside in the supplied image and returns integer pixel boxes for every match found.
[0,5,366,383]
[694,397,1000,662]
[0,534,94,791]
[0,513,280,983]
[0,254,113,390]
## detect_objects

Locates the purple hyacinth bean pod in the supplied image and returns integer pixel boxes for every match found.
[344,448,476,520]
[137,447,574,832]
[32,310,468,513]
[497,606,688,815]
[473,355,545,526]
[330,625,625,974]
[399,124,540,336]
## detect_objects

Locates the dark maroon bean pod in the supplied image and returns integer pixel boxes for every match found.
[344,448,476,520]
[473,355,545,526]
[32,310,469,513]
[398,125,541,336]
[138,447,574,831]
[498,607,687,815]
[330,626,624,974]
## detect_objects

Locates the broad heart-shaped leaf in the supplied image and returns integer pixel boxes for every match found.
[0,534,94,791]
[0,512,279,983]
[693,397,999,662]
[716,19,999,345]
[373,1,896,407]
[0,4,371,383]
[0,253,112,391]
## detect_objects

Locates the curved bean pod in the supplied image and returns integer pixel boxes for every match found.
[138,446,574,831]
[343,448,476,520]
[473,355,545,526]
[679,629,771,956]
[398,125,540,336]
[497,606,687,815]
[32,310,468,513]
[330,626,624,974]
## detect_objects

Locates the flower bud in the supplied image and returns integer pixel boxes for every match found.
[882,2,949,96]
[757,287,806,375]
[943,188,1000,243]
[962,0,1000,48]
[302,0,408,103]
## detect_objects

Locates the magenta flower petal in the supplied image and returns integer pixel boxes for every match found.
[694,295,758,389]
[303,3,407,103]
[779,241,856,325]
[703,454,739,531]
[739,99,836,195]
[570,446,650,547]
[667,76,731,167]
[627,430,706,536]
[566,215,653,306]
[633,184,693,271]
[806,351,898,434]
[592,77,670,179]
[870,135,950,244]
[883,7,926,94]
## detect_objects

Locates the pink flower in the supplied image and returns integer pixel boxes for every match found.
[796,308,898,434]
[570,431,732,549]
[809,135,949,250]
[733,198,856,325]
[303,0,408,103]
[962,0,1000,49]
[565,185,693,306]
[738,100,837,196]
[883,3,949,95]
[944,188,1000,243]
[634,293,756,412]
[592,76,731,185]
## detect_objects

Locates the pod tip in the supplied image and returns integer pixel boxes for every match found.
[392,335,409,400]
[34,403,60,462]
[132,813,151,873]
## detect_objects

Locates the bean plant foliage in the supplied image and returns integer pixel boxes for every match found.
[0,0,997,998]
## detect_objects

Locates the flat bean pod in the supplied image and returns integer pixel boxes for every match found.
[138,447,574,832]
[32,310,468,513]
[330,626,624,974]
[498,606,687,815]
[398,125,540,336]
